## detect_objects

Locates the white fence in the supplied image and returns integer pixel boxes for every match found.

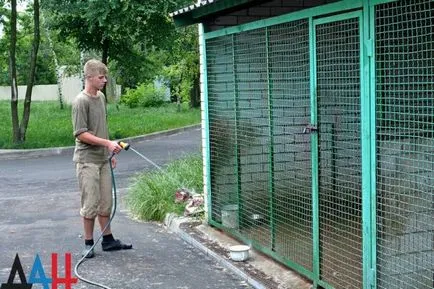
[0,76,121,104]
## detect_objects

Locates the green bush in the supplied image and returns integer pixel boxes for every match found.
[126,154,203,222]
[120,83,166,108]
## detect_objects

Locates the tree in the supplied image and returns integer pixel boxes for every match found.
[0,0,9,84]
[9,0,40,144]
[161,25,200,108]
[0,0,6,33]
[0,3,61,86]
[9,0,19,142]
[42,0,194,89]
[42,12,64,109]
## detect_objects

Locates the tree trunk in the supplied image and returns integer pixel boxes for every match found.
[102,38,109,65]
[80,51,85,90]
[9,0,19,143]
[19,0,40,143]
[42,12,63,109]
[101,38,109,102]
[190,72,200,108]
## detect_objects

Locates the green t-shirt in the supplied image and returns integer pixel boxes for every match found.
[72,91,109,163]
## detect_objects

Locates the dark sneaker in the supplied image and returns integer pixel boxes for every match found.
[81,245,95,258]
[101,239,133,251]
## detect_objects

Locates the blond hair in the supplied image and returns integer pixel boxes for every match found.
[83,59,108,77]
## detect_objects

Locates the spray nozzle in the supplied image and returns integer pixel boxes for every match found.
[118,141,130,151]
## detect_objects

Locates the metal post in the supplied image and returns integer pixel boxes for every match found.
[232,34,242,228]
[309,16,320,288]
[265,27,276,250]
[199,24,212,224]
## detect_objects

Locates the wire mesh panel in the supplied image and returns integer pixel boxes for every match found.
[375,1,434,288]
[207,17,315,277]
[233,28,272,247]
[315,17,362,289]
[268,20,313,271]
[206,35,238,226]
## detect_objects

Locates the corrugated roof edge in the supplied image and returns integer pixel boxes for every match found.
[169,0,216,17]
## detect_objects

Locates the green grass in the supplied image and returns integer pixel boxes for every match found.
[126,154,203,221]
[0,100,200,149]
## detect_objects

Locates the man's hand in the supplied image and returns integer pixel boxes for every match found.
[77,132,122,155]
[107,141,122,154]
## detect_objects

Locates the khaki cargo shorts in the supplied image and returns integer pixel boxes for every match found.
[75,161,112,219]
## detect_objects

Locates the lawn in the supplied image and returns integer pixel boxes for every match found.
[0,101,200,149]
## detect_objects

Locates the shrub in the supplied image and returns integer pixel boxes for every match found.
[126,154,203,221]
[120,83,166,108]
[120,87,141,108]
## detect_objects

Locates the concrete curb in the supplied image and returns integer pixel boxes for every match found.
[164,214,267,289]
[0,124,201,160]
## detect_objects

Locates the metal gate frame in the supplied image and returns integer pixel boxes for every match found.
[201,1,400,288]
[311,11,366,289]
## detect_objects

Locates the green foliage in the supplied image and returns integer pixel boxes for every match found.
[0,4,80,85]
[109,52,154,90]
[42,0,196,88]
[161,25,199,106]
[126,154,203,221]
[0,100,200,149]
[0,6,52,85]
[120,83,167,108]
[46,29,80,74]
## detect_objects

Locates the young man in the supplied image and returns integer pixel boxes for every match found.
[72,59,132,258]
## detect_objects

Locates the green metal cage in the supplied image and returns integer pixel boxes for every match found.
[203,0,433,288]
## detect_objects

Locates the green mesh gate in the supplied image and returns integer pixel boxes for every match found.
[269,20,313,272]
[315,15,363,289]
[207,19,315,278]
[203,1,433,288]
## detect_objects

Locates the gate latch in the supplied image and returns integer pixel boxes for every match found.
[303,125,318,134]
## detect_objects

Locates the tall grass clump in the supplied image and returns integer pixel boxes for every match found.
[126,154,203,222]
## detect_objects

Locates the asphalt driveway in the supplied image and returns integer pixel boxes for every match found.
[0,127,252,289]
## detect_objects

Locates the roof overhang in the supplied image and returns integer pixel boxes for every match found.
[170,0,263,27]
